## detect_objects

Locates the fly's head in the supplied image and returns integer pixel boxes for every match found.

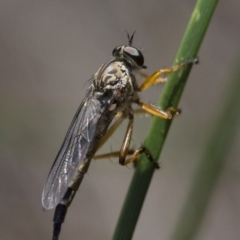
[112,31,145,68]
[112,45,146,69]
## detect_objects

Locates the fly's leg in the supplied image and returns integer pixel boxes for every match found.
[120,145,159,169]
[138,59,198,91]
[136,59,197,116]
[94,111,159,168]
[94,148,159,168]
[93,106,179,167]
[137,101,180,119]
[117,111,159,168]
[95,109,150,155]
[118,111,134,165]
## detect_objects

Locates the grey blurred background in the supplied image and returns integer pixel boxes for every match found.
[1,1,240,240]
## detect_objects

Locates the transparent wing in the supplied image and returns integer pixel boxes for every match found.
[42,86,110,210]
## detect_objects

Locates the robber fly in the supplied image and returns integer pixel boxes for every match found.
[42,32,196,240]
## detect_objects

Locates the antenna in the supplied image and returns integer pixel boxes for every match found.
[126,31,136,46]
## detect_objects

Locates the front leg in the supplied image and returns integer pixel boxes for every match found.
[138,59,198,91]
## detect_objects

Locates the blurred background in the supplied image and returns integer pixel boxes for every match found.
[1,1,240,239]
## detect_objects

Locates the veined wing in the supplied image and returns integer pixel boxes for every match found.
[42,86,112,210]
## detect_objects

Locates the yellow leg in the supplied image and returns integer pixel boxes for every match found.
[137,101,180,120]
[139,59,197,91]
[118,112,134,165]
[121,146,159,168]
[94,110,159,169]
[96,106,169,156]
[95,109,150,153]
[93,149,135,160]
[93,146,159,169]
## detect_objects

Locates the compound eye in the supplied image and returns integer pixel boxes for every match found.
[112,46,122,57]
[123,46,144,67]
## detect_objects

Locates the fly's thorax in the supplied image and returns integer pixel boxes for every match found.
[94,60,135,97]
[93,60,141,115]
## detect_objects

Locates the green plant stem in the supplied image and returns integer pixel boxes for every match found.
[113,0,219,239]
